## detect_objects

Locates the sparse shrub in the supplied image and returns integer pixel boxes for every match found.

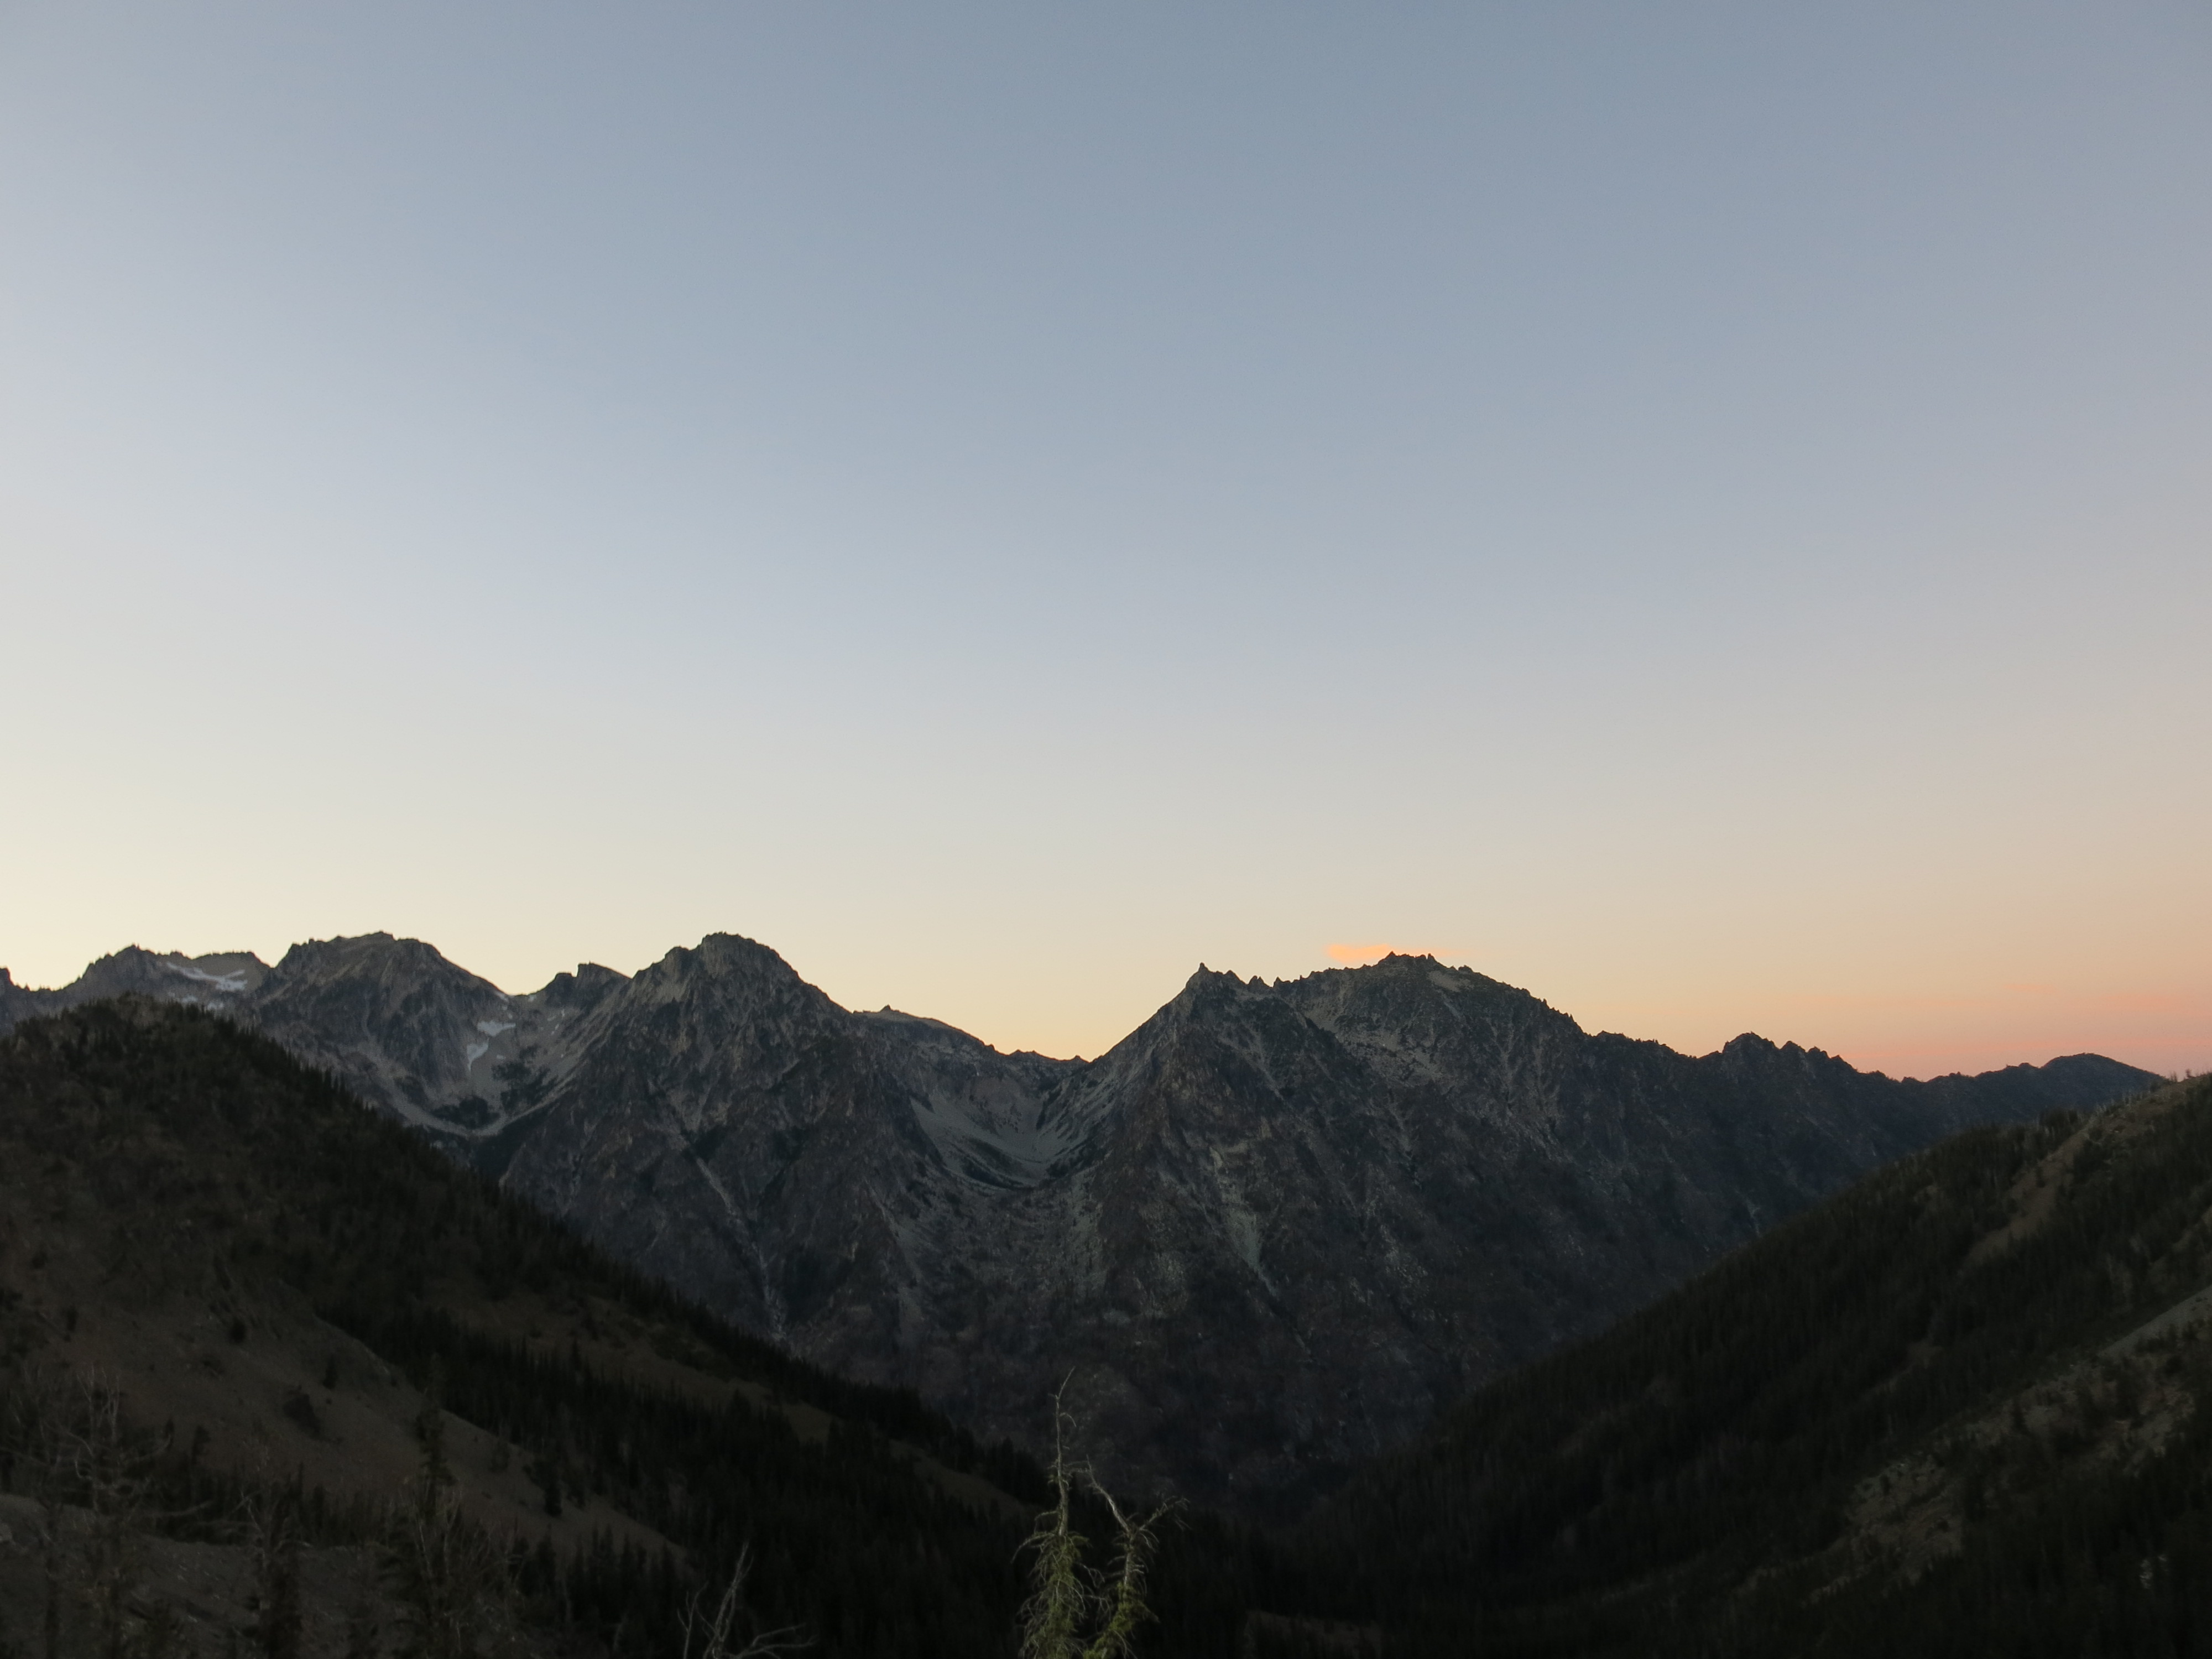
[280,1390,320,1437]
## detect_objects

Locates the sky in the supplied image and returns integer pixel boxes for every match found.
[2,2,2208,1078]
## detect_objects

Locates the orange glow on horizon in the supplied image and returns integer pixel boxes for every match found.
[1327,941,1460,966]
[1326,942,1396,965]
[1566,982,2210,1084]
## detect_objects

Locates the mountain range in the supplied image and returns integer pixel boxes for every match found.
[0,936,2160,1515]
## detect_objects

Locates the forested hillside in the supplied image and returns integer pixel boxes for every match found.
[1309,1072,2212,1656]
[0,1000,1336,1658]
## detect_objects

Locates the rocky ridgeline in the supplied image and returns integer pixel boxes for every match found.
[0,935,2159,1515]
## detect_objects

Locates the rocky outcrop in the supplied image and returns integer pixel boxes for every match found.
[0,945,267,1022]
[247,933,588,1140]
[0,935,2162,1516]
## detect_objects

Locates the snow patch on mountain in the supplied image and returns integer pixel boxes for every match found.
[161,959,248,995]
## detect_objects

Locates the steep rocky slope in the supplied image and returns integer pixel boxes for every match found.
[0,936,2160,1514]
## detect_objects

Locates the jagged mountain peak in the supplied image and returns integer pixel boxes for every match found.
[862,1005,962,1031]
[1,945,268,1006]
[1177,962,1242,992]
[592,942,851,1091]
[1285,951,1538,1003]
[1138,954,1537,1029]
[265,930,488,988]
[1709,1030,1849,1074]
[528,961,630,1013]
[244,933,527,1142]
[625,931,825,1003]
[1085,964,1296,1077]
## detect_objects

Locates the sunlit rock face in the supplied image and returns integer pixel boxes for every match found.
[0,936,2157,1517]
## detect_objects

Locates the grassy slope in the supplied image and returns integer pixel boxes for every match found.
[1309,1072,2212,1655]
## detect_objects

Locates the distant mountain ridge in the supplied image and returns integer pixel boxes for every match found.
[0,935,2162,1514]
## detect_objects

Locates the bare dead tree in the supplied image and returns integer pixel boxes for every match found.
[1018,1387,1171,1659]
[385,1397,518,1659]
[238,1485,303,1659]
[71,1374,153,1659]
[3,1366,74,1659]
[676,1546,810,1659]
[3,1366,182,1659]
[391,1485,500,1659]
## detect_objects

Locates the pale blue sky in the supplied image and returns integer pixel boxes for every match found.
[3,2,2208,1073]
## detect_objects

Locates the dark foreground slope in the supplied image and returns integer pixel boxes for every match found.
[0,1001,1328,1659]
[1308,1072,2212,1657]
[0,939,2159,1515]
